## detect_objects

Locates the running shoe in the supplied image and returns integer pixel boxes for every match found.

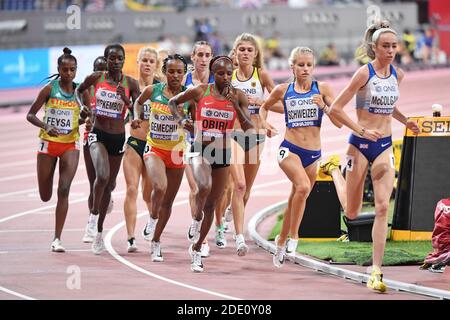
[224,205,233,222]
[82,213,98,243]
[319,155,340,176]
[200,241,210,258]
[92,232,105,255]
[127,237,138,253]
[273,235,286,268]
[215,225,227,248]
[187,218,202,243]
[366,267,387,292]
[285,238,298,258]
[189,244,203,273]
[51,238,65,253]
[235,234,249,257]
[142,217,158,241]
[151,241,163,262]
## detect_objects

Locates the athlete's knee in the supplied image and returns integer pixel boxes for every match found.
[203,202,215,215]
[233,181,246,198]
[40,191,52,202]
[375,201,389,217]
[126,184,139,199]
[152,180,167,197]
[196,182,211,199]
[345,209,359,220]
[57,183,71,198]
[292,182,310,199]
[95,173,109,188]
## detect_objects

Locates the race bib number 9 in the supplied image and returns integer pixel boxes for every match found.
[277,147,289,163]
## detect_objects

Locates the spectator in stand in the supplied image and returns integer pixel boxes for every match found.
[318,43,340,66]
[402,29,416,64]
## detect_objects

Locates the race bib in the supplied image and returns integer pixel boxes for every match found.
[45,107,74,134]
[285,97,319,128]
[277,147,289,163]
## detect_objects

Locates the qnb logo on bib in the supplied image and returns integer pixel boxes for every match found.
[46,108,74,134]
[201,108,234,120]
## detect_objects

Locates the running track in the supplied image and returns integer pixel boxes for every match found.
[1,68,449,300]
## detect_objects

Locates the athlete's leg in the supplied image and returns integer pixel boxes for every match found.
[83,140,95,212]
[37,154,57,202]
[344,145,369,219]
[277,154,312,246]
[97,153,123,232]
[144,154,167,220]
[230,140,246,235]
[152,167,185,242]
[370,148,395,270]
[193,166,230,252]
[89,142,110,218]
[185,164,198,219]
[141,162,153,217]
[123,146,143,239]
[54,150,79,240]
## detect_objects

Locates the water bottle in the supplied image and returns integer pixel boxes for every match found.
[432,104,442,117]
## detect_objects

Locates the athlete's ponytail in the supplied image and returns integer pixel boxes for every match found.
[356,20,396,61]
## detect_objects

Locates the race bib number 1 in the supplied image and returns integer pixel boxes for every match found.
[38,140,49,153]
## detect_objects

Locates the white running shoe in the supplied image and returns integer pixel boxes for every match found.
[127,237,138,253]
[92,232,105,255]
[224,205,233,222]
[142,217,158,241]
[189,244,203,273]
[106,198,114,214]
[151,241,163,262]
[215,226,227,249]
[51,238,65,253]
[273,235,286,268]
[285,238,298,258]
[82,213,98,243]
[200,241,210,258]
[187,218,202,243]
[235,234,249,257]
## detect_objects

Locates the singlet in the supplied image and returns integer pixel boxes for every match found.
[356,63,399,115]
[196,84,237,139]
[283,81,323,128]
[147,82,186,151]
[39,80,80,143]
[93,72,130,120]
[231,67,264,115]
[184,71,214,89]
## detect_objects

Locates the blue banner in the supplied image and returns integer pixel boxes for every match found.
[0,48,49,89]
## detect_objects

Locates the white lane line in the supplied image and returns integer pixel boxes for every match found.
[0,179,89,198]
[0,228,86,233]
[0,160,35,169]
[104,178,292,300]
[0,251,8,254]
[0,286,36,300]
[105,200,241,301]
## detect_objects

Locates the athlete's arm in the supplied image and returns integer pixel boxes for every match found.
[232,88,254,132]
[75,71,102,111]
[26,84,59,136]
[168,84,205,123]
[316,81,342,128]
[259,68,284,114]
[329,66,381,141]
[259,83,286,137]
[131,84,154,128]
